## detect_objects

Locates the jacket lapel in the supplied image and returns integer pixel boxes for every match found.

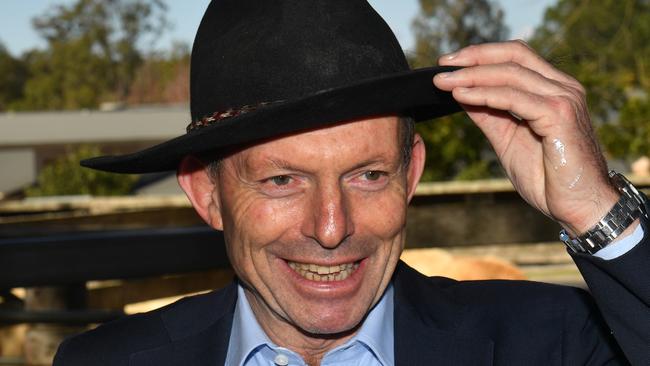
[129,283,237,366]
[393,261,494,366]
[128,264,495,365]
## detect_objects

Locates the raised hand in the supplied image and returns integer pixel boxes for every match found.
[433,40,621,236]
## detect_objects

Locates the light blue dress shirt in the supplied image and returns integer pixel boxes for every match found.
[225,283,394,366]
[224,225,644,365]
[593,223,644,260]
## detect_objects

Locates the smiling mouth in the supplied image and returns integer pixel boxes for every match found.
[287,261,361,282]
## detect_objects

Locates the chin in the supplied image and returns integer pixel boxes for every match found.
[292,304,368,336]
[297,317,363,338]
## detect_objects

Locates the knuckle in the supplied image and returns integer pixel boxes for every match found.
[511,39,533,52]
[505,61,523,73]
[562,84,588,106]
[572,82,586,96]
[560,73,585,93]
[567,88,586,104]
[506,87,525,105]
[464,44,479,53]
[548,96,577,120]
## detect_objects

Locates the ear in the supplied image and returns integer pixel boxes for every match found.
[406,133,426,203]
[177,156,224,230]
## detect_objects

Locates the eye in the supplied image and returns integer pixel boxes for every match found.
[259,174,300,197]
[270,175,292,186]
[260,174,303,197]
[350,170,389,191]
[363,171,384,181]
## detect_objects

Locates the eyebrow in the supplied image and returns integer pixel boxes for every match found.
[269,157,296,169]
[259,156,394,175]
[239,157,299,177]
[347,158,393,172]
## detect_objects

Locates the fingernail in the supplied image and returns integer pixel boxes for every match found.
[455,87,470,93]
[437,72,453,79]
[443,51,459,60]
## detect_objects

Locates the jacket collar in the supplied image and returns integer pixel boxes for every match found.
[128,283,237,366]
[393,261,494,366]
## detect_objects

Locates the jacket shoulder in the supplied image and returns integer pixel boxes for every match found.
[393,261,625,363]
[54,284,236,366]
[396,259,593,311]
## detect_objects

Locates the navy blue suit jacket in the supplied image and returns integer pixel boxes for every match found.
[54,227,650,365]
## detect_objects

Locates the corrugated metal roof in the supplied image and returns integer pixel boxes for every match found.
[0,105,189,146]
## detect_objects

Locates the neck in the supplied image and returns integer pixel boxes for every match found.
[244,288,361,365]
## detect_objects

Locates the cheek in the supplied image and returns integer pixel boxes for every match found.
[221,193,305,259]
[353,187,407,240]
[223,197,308,291]
[242,197,305,240]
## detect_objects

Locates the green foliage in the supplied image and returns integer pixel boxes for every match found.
[10,0,169,111]
[600,96,650,159]
[410,0,509,68]
[411,0,508,180]
[0,43,28,110]
[127,42,190,104]
[416,113,499,181]
[20,40,114,110]
[529,0,650,160]
[26,145,138,196]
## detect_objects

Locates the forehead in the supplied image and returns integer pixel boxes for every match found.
[228,116,402,168]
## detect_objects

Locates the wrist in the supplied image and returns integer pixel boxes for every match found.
[559,185,620,237]
[560,171,648,255]
[613,219,641,244]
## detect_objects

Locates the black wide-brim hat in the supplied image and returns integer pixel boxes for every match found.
[82,0,462,174]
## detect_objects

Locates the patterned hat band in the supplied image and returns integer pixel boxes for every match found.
[186,100,285,133]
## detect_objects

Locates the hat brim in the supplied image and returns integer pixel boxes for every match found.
[81,66,463,174]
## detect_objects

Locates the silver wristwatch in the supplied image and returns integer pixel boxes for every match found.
[560,171,648,255]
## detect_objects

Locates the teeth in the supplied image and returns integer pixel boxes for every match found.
[288,261,360,282]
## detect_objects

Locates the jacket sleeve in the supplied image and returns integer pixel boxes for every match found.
[571,216,650,366]
[52,337,68,366]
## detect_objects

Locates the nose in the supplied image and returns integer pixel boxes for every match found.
[302,182,353,249]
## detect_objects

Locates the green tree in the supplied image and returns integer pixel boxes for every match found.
[20,40,114,110]
[20,0,168,110]
[26,145,138,196]
[127,42,190,104]
[529,0,650,161]
[411,0,509,180]
[600,97,650,159]
[0,42,28,111]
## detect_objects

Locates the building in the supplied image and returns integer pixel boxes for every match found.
[0,105,189,198]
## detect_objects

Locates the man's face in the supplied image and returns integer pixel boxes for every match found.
[202,116,422,336]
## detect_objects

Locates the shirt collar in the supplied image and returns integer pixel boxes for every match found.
[226,284,274,366]
[350,284,394,366]
[226,283,395,366]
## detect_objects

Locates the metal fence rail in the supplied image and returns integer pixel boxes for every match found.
[0,226,228,288]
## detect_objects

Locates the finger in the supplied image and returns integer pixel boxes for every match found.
[439,40,577,86]
[459,104,527,152]
[451,86,563,137]
[433,62,568,97]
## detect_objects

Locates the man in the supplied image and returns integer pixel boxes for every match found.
[54,0,649,365]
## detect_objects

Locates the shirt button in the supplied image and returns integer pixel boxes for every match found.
[274,353,289,366]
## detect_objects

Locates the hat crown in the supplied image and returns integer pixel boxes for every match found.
[190,0,409,122]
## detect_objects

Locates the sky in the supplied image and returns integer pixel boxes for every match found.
[0,0,557,57]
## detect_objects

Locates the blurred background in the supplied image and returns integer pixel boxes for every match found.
[0,0,649,364]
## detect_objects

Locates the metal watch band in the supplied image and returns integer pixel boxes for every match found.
[560,171,648,255]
